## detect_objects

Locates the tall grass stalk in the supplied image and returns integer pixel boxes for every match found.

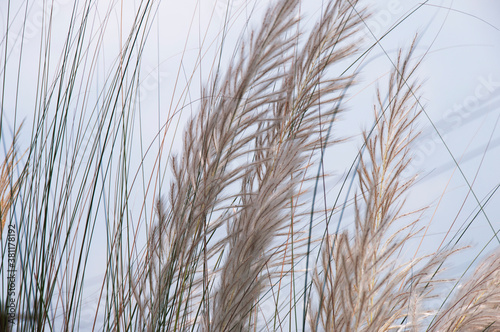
[1,0,499,331]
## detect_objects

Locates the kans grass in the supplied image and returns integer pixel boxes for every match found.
[1,0,499,331]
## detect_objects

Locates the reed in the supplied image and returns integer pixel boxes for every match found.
[1,0,499,331]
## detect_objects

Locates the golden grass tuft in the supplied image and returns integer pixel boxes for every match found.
[0,128,22,235]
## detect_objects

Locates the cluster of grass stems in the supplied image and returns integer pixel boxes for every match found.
[1,0,499,330]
